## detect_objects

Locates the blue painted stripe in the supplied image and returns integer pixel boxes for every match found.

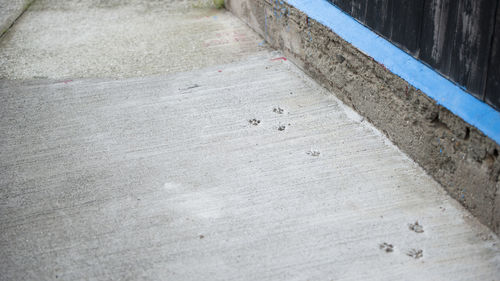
[287,0,500,145]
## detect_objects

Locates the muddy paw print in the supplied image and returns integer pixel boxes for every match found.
[407,249,423,259]
[249,119,261,126]
[273,107,284,114]
[409,221,424,233]
[379,242,393,253]
[306,150,320,157]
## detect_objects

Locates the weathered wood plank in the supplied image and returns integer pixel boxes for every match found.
[448,0,496,98]
[364,0,392,39]
[328,0,498,107]
[329,0,424,54]
[418,0,459,86]
[329,0,367,23]
[485,0,500,110]
[364,0,425,54]
[417,0,496,98]
[387,0,425,54]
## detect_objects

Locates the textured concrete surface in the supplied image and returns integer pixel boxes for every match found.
[226,0,500,234]
[0,0,33,37]
[2,53,500,280]
[1,0,500,280]
[0,0,265,79]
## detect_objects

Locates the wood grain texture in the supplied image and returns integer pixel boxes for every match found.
[329,0,367,22]
[485,0,500,110]
[419,0,497,98]
[328,0,500,108]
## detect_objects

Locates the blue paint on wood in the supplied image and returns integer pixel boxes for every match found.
[287,0,500,145]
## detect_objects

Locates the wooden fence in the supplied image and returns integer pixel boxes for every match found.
[328,0,500,110]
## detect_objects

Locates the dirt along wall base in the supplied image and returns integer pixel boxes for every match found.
[226,0,500,234]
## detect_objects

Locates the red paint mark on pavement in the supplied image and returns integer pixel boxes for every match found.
[61,79,73,84]
[271,57,287,62]
[218,70,222,72]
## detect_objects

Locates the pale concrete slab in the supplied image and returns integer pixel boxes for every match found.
[0,0,265,79]
[1,0,499,280]
[0,0,33,36]
[1,52,499,280]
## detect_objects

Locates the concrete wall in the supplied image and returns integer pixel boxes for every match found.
[226,0,500,234]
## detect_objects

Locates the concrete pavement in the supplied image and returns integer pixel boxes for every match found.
[0,1,499,280]
[0,0,265,79]
[0,0,33,37]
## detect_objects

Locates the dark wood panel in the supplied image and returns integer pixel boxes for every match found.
[448,0,497,98]
[328,0,350,13]
[419,1,462,83]
[329,0,425,54]
[387,0,425,54]
[485,0,500,110]
[364,0,392,39]
[418,0,496,98]
[364,0,425,54]
[328,0,499,109]
[329,0,367,23]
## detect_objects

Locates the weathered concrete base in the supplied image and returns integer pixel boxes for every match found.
[226,0,500,234]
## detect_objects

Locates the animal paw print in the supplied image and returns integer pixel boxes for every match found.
[407,249,423,259]
[379,242,394,253]
[249,119,261,126]
[273,107,284,114]
[306,149,320,157]
[409,221,424,233]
